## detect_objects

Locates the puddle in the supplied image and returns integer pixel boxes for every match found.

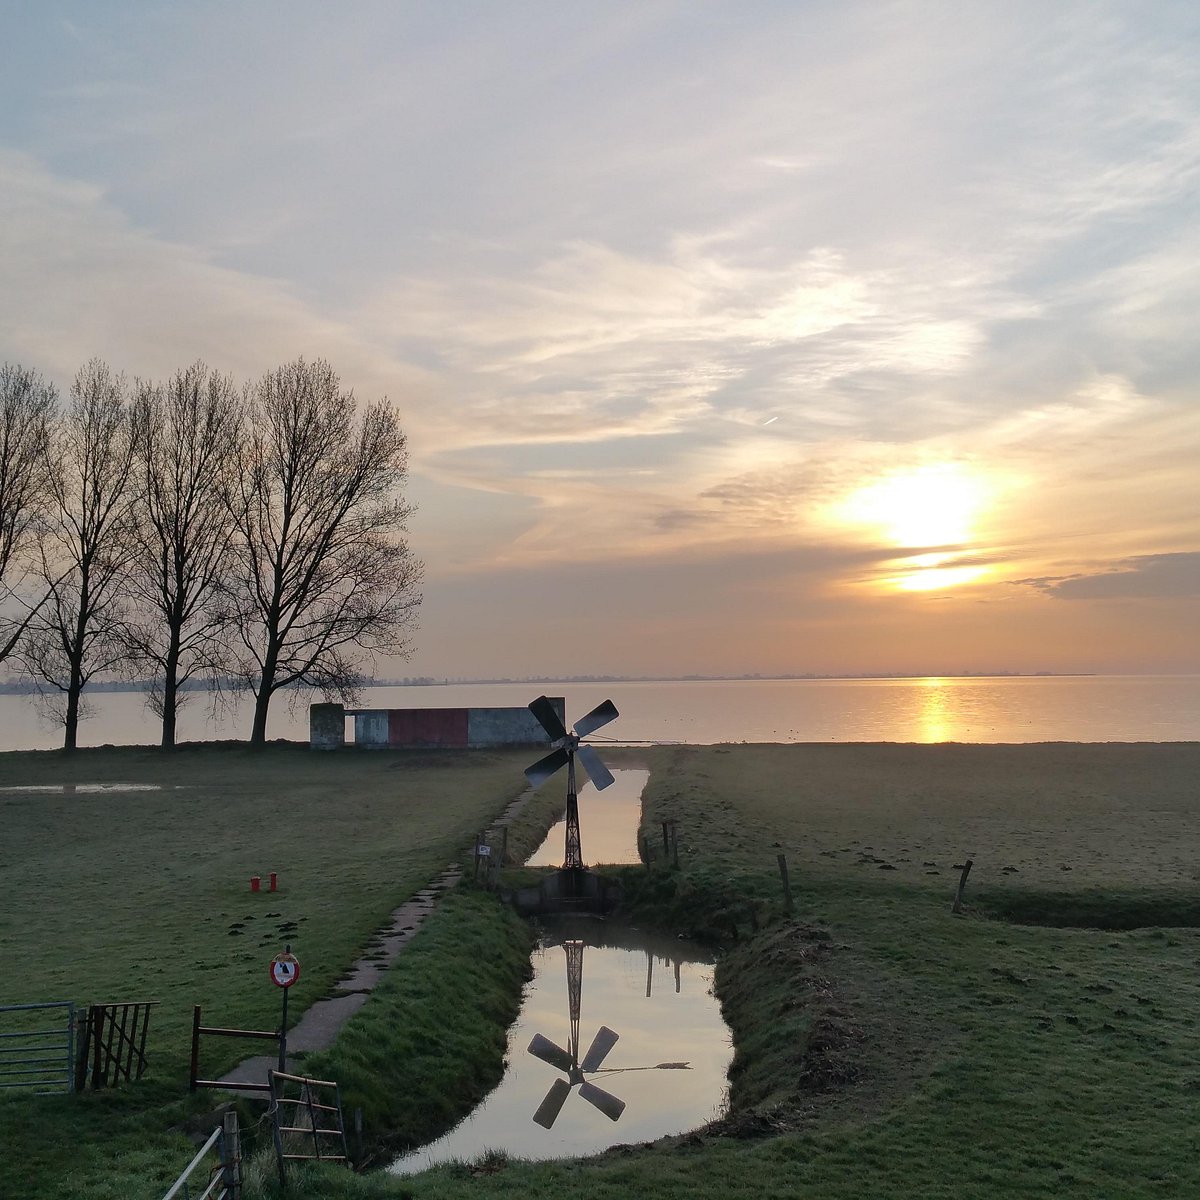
[0,783,167,793]
[390,919,731,1175]
[525,769,648,867]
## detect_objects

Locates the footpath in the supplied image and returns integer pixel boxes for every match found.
[217,786,535,1090]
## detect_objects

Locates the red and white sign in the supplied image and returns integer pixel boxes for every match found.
[269,952,300,988]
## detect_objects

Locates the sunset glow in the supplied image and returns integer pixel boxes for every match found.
[839,465,989,551]
[0,4,1196,678]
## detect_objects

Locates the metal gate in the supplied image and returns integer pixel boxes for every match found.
[162,1111,241,1200]
[269,1070,349,1184]
[0,1002,75,1095]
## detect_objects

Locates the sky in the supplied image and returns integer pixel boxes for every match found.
[2,1,1197,679]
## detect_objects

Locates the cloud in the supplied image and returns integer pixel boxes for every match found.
[0,148,442,417]
[1015,552,1200,600]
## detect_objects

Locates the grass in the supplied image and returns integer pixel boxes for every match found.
[0,744,536,1199]
[292,741,1200,1200]
[4,740,1200,1198]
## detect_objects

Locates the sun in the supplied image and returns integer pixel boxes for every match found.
[833,463,992,591]
[839,463,986,549]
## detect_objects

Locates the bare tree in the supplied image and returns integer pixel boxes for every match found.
[22,360,136,750]
[223,359,422,747]
[0,363,57,664]
[124,363,241,747]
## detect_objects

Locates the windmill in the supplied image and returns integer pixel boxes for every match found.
[527,939,625,1128]
[525,696,618,870]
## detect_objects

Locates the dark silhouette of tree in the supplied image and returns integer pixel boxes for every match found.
[124,363,241,747]
[22,360,135,751]
[0,363,57,664]
[223,359,422,747]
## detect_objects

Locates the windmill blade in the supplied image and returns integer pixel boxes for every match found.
[575,743,615,791]
[532,1078,572,1129]
[573,699,618,739]
[529,695,569,742]
[578,1080,626,1122]
[525,747,570,789]
[579,1025,619,1073]
[527,1033,573,1073]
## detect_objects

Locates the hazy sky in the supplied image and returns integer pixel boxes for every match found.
[3,2,1197,677]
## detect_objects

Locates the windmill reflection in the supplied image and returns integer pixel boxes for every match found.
[527,938,691,1131]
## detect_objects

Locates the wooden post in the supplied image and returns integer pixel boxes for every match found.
[500,825,509,867]
[670,823,679,868]
[777,853,793,914]
[189,1005,201,1092]
[952,858,974,914]
[90,1005,104,1088]
[222,1109,242,1199]
[662,821,671,857]
[473,836,481,883]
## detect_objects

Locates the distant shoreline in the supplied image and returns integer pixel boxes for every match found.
[0,670,1105,696]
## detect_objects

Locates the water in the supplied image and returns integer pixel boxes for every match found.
[389,921,731,1175]
[0,675,1197,752]
[526,770,647,868]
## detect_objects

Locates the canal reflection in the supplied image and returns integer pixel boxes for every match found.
[389,919,731,1175]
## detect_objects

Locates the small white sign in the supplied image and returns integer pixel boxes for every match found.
[270,954,300,988]
[477,845,492,857]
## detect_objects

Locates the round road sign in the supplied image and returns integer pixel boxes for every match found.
[269,952,300,988]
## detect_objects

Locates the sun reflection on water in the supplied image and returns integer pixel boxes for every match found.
[919,678,952,742]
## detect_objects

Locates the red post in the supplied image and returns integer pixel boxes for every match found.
[250,876,261,893]
[268,872,277,892]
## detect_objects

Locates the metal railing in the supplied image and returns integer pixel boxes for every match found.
[0,1002,75,1095]
[162,1111,241,1200]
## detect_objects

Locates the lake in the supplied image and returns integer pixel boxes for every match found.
[0,675,1196,753]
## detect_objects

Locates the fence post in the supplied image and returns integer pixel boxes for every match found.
[636,831,647,868]
[89,1005,105,1089]
[777,853,793,914]
[222,1109,242,1199]
[952,858,974,914]
[661,822,670,857]
[189,1005,201,1092]
[500,825,509,867]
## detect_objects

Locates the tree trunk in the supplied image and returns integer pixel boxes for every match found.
[64,679,81,752]
[250,636,279,749]
[250,688,272,748]
[64,601,88,753]
[161,673,178,749]
[161,635,181,749]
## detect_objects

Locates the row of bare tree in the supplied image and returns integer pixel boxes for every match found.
[0,357,422,750]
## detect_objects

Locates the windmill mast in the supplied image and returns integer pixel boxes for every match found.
[564,752,583,870]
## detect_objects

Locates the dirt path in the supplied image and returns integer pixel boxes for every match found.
[217,786,535,1091]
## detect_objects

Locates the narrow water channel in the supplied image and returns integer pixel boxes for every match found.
[389,768,733,1174]
[525,768,648,867]
[390,921,731,1175]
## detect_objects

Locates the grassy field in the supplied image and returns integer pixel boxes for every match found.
[4,741,1199,1199]
[0,744,536,1199]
